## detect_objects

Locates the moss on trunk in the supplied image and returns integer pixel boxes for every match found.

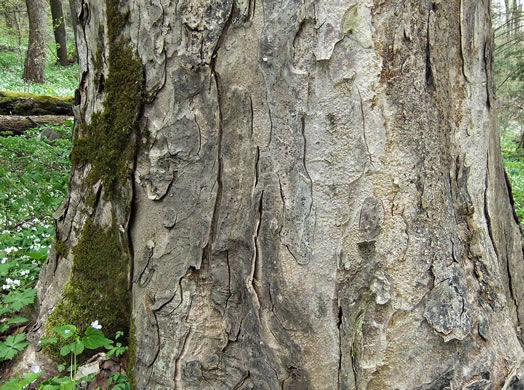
[43,0,144,363]
[44,218,131,357]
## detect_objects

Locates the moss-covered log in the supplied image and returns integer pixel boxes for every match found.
[0,91,73,115]
[0,115,72,134]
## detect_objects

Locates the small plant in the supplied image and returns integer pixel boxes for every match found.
[107,372,130,390]
[0,371,43,390]
[0,333,28,361]
[106,330,128,359]
[0,288,36,363]
[30,322,131,390]
[40,322,112,380]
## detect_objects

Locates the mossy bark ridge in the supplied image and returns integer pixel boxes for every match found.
[33,0,144,363]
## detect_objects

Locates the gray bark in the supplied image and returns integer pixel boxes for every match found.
[67,0,79,63]
[49,0,69,66]
[23,0,47,83]
[17,0,524,389]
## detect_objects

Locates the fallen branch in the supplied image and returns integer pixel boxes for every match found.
[0,91,73,115]
[0,115,72,135]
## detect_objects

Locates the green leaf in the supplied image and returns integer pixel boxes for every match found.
[82,327,111,349]
[39,337,58,346]
[2,289,36,311]
[17,371,42,386]
[59,343,71,356]
[0,333,29,360]
[0,263,10,276]
[7,316,28,325]
[59,381,76,390]
[0,324,8,333]
[52,324,77,338]
[60,339,84,356]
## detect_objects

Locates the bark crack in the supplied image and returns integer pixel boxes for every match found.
[337,305,343,390]
[248,191,263,308]
[225,250,233,310]
[208,4,233,243]
[300,115,313,218]
[233,371,251,390]
[425,10,435,90]
[458,0,470,83]
[356,87,373,166]
[173,322,193,389]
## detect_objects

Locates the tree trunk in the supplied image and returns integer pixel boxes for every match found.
[23,0,47,83]
[0,115,71,134]
[49,0,69,66]
[17,0,524,388]
[505,0,511,33]
[67,0,79,63]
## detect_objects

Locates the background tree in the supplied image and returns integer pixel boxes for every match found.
[49,0,68,66]
[493,0,523,142]
[13,0,524,388]
[65,0,78,62]
[22,0,46,83]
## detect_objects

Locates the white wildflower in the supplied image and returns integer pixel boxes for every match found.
[31,365,41,373]
[90,320,102,330]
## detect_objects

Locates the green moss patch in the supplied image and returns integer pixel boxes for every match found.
[44,219,131,358]
[70,0,144,200]
[0,91,74,115]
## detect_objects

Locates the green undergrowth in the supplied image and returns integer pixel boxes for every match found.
[0,123,72,293]
[0,26,78,96]
[501,129,524,232]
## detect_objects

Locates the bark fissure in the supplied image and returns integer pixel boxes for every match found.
[458,0,470,82]
[249,191,263,308]
[300,115,314,218]
[337,305,343,390]
[425,10,435,90]
[356,87,373,168]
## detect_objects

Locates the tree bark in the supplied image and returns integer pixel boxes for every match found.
[23,0,47,83]
[0,91,73,115]
[49,0,69,66]
[16,0,524,388]
[0,115,71,134]
[67,0,79,63]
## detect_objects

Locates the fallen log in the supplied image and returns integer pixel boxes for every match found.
[0,91,74,116]
[0,115,72,135]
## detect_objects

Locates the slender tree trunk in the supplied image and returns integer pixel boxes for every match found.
[23,0,47,83]
[505,0,511,34]
[49,0,69,66]
[67,0,79,63]
[13,0,524,388]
